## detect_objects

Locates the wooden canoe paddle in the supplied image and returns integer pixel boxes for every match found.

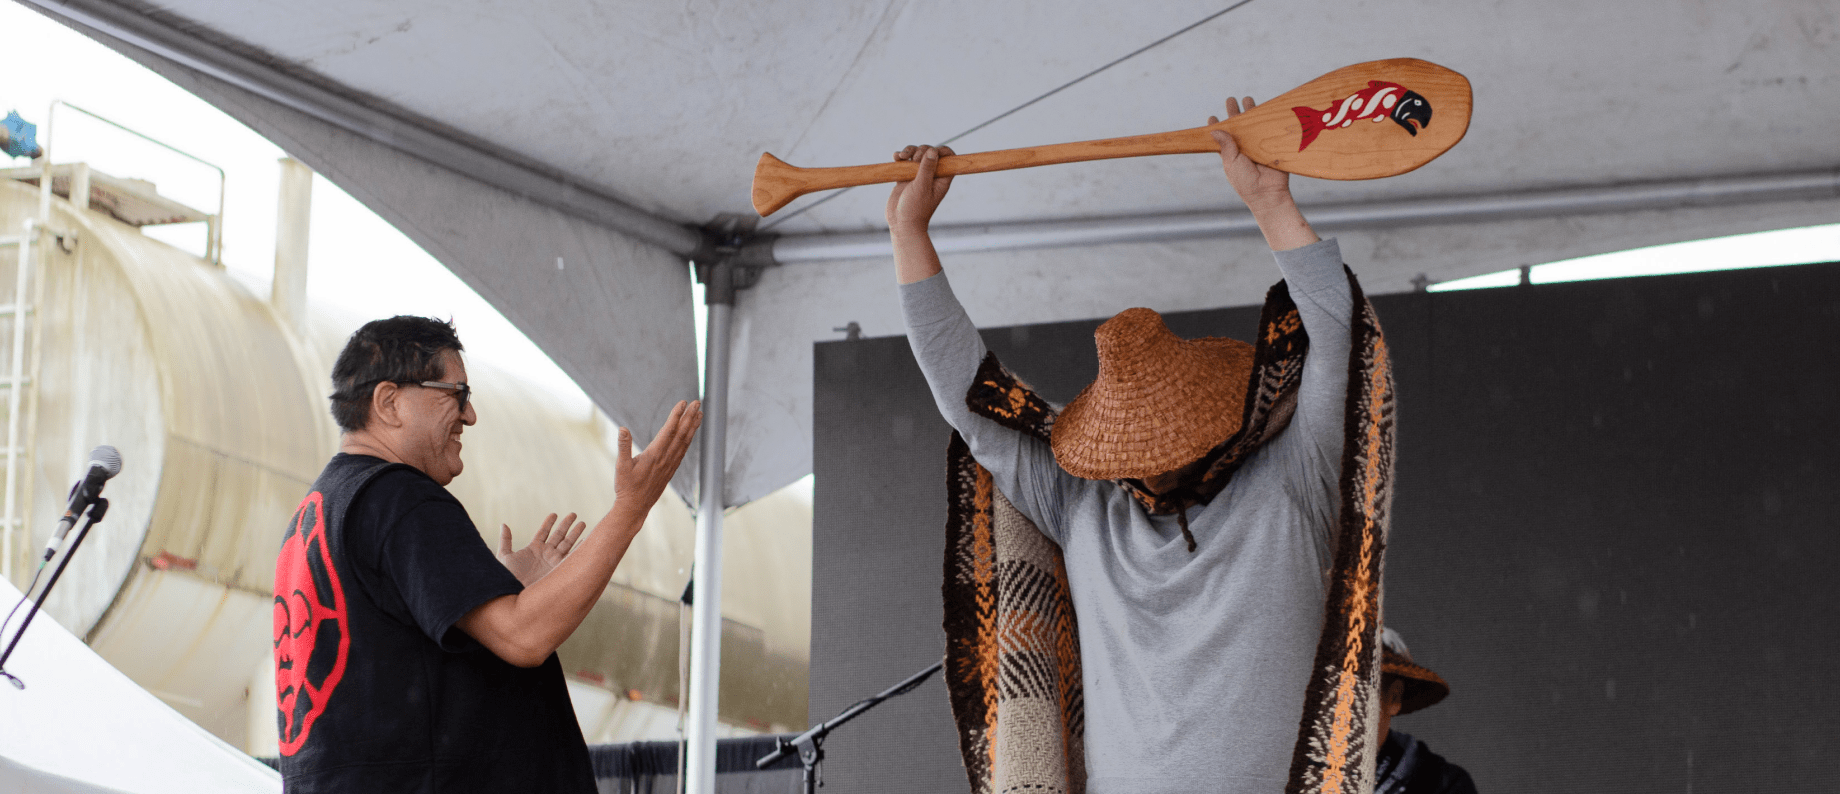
[751,58,1471,216]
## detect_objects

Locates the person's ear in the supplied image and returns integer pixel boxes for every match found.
[1382,678,1406,717]
[371,381,405,428]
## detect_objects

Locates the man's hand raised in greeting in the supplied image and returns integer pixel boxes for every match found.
[612,399,702,522]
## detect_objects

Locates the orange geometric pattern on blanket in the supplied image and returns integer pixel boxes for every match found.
[971,470,999,780]
[945,360,1084,794]
[1286,280,1393,794]
[1266,309,1302,344]
[1317,333,1392,791]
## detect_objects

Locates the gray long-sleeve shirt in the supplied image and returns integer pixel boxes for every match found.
[901,238,1354,794]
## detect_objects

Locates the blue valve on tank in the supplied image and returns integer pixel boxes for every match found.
[2,110,42,160]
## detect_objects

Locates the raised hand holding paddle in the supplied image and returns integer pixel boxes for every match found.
[752,57,1471,216]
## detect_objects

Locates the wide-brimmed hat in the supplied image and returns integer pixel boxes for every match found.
[1051,307,1255,480]
[1381,627,1450,715]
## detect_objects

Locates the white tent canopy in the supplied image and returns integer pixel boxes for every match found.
[18,0,1837,507]
[0,578,282,793]
[13,0,1837,790]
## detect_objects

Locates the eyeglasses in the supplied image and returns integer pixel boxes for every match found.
[405,380,471,413]
[344,378,473,413]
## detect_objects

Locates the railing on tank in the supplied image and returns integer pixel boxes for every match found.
[37,100,226,265]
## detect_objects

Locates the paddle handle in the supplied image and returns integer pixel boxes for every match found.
[751,123,1232,216]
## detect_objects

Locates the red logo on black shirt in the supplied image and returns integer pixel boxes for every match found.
[274,491,350,755]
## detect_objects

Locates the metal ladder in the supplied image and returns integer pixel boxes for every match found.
[0,217,45,583]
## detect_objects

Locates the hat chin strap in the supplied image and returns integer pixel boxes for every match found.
[1174,504,1197,553]
[1114,470,1206,553]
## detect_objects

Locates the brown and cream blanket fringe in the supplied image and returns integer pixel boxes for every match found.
[941,270,1396,794]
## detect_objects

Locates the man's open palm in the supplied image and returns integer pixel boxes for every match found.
[615,400,704,515]
[497,512,585,586]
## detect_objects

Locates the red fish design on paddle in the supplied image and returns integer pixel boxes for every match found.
[1292,80,1432,151]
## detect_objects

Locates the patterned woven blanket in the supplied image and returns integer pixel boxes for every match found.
[941,271,1396,794]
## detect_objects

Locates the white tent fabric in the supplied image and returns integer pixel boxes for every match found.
[45,17,707,501]
[0,578,281,794]
[11,3,1837,793]
[17,0,1837,506]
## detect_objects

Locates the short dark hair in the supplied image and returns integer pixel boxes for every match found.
[330,316,464,432]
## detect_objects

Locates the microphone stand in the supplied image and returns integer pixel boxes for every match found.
[755,659,943,793]
[0,498,109,689]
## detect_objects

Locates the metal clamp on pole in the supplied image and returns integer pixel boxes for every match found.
[692,213,773,297]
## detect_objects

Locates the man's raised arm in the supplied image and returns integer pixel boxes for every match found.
[889,145,1069,535]
[888,144,955,286]
[1212,96,1353,483]
[457,400,702,667]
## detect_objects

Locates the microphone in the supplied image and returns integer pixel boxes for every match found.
[44,446,121,561]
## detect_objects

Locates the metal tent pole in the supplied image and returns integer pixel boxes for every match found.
[685,261,735,794]
[754,167,1840,264]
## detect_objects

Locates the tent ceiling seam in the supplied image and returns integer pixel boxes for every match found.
[780,0,907,158]
[759,0,1261,230]
[19,0,707,257]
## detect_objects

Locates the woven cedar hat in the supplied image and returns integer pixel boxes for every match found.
[1051,307,1255,480]
[1381,627,1450,715]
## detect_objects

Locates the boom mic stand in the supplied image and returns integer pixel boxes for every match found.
[755,659,943,793]
[0,498,110,689]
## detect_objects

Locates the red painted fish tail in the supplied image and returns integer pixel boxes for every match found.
[1292,106,1325,152]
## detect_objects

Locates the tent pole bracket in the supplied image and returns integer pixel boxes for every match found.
[694,213,772,297]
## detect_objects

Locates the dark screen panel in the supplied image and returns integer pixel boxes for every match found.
[810,336,964,794]
[811,262,1840,793]
[1383,265,1840,791]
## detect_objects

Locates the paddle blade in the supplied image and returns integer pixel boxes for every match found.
[1223,58,1471,180]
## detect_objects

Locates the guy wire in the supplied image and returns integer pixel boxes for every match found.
[760,0,1261,230]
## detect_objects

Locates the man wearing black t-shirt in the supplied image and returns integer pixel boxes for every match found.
[273,316,702,792]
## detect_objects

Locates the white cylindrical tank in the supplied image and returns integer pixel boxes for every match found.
[0,172,809,752]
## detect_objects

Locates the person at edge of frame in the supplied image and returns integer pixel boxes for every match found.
[886,95,1366,793]
[1373,627,1479,794]
[272,315,703,793]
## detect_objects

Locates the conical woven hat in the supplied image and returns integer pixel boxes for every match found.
[1382,628,1450,715]
[1051,308,1255,480]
